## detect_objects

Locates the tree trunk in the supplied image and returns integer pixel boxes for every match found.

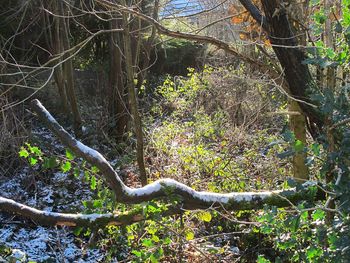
[288,0,309,181]
[109,18,128,142]
[59,2,82,136]
[134,0,159,95]
[43,1,69,113]
[121,2,147,186]
[260,0,324,137]
[289,100,309,181]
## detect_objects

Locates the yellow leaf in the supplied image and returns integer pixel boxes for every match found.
[198,211,212,222]
[185,230,194,240]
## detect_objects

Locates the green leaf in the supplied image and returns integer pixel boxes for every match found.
[312,209,326,221]
[19,147,29,158]
[290,215,300,232]
[311,143,321,156]
[150,253,159,263]
[93,199,103,208]
[142,238,154,248]
[146,225,158,235]
[306,246,323,260]
[282,129,295,142]
[152,235,160,243]
[257,255,271,263]
[73,167,80,177]
[90,176,97,190]
[43,157,58,169]
[198,211,212,222]
[30,157,38,166]
[61,161,71,173]
[163,237,171,245]
[132,250,142,257]
[287,178,297,187]
[65,149,74,160]
[30,146,42,156]
[73,227,83,236]
[91,166,99,174]
[84,171,90,181]
[294,140,304,152]
[314,11,327,24]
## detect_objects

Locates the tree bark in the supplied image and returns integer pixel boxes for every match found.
[59,1,82,136]
[121,1,147,186]
[289,100,309,181]
[288,0,309,181]
[43,1,69,113]
[324,0,336,89]
[259,0,323,136]
[109,18,128,142]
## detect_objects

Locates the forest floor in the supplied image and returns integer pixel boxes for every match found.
[0,69,295,262]
[0,126,110,262]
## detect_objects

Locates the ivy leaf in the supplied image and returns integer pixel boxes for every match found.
[163,237,171,245]
[257,255,271,263]
[290,215,300,232]
[314,11,326,24]
[132,250,142,257]
[287,178,297,187]
[29,157,38,166]
[73,227,83,236]
[91,166,99,174]
[61,161,71,173]
[30,146,42,156]
[306,246,323,260]
[73,167,80,177]
[92,199,103,208]
[312,209,326,221]
[282,129,295,142]
[311,143,321,156]
[142,239,154,248]
[19,147,29,158]
[43,157,58,169]
[84,171,90,181]
[65,149,74,160]
[90,176,97,190]
[150,254,158,263]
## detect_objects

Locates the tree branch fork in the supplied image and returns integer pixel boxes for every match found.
[0,100,322,227]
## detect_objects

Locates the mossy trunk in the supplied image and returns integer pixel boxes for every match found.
[289,100,309,181]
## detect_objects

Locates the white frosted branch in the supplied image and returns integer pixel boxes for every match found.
[0,196,145,227]
[30,99,321,211]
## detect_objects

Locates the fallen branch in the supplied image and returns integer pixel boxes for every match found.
[0,196,145,227]
[0,99,323,227]
[30,99,322,209]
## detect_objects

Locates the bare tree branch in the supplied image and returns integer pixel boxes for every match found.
[0,196,145,227]
[238,0,266,30]
[29,99,322,210]
[95,0,282,81]
[0,100,325,227]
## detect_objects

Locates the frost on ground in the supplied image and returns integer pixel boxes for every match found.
[0,169,105,262]
[0,127,106,262]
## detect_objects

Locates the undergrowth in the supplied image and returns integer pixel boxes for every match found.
[8,66,334,262]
